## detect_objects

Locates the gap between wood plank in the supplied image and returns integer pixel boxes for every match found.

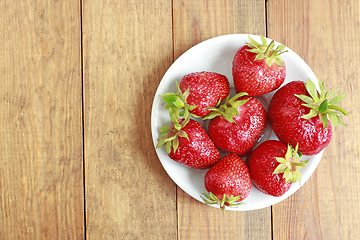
[80,0,87,239]
[170,1,181,239]
[265,1,274,239]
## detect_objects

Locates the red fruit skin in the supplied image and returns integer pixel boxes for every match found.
[204,154,252,201]
[208,97,267,156]
[179,71,230,117]
[232,45,286,97]
[268,81,332,155]
[246,140,292,197]
[168,119,220,169]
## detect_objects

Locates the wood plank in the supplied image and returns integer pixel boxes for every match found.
[82,1,176,239]
[173,1,272,239]
[0,1,84,239]
[173,0,267,58]
[268,0,360,239]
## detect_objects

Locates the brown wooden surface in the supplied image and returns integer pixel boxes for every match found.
[0,1,84,239]
[82,0,177,239]
[1,0,359,239]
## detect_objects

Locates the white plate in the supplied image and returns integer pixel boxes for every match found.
[151,34,323,211]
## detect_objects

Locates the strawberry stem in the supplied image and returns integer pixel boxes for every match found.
[200,192,244,210]
[274,143,309,184]
[295,79,348,129]
[159,81,198,124]
[246,35,288,67]
[203,92,249,123]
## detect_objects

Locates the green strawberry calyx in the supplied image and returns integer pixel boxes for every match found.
[159,81,198,119]
[273,143,309,184]
[157,83,198,154]
[246,35,288,67]
[203,92,249,123]
[200,192,245,210]
[156,113,190,154]
[295,79,349,129]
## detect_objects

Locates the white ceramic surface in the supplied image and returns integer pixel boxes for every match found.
[151,34,323,211]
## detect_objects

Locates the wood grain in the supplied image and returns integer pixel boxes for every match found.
[2,0,360,239]
[0,1,84,239]
[268,0,360,239]
[173,0,267,59]
[82,1,176,239]
[173,1,272,239]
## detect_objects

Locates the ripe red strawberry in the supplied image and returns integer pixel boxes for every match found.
[232,36,287,96]
[201,154,252,210]
[160,71,230,118]
[268,80,348,155]
[156,117,220,169]
[205,93,267,156]
[246,140,309,197]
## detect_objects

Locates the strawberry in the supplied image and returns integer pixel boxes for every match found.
[205,93,267,156]
[232,36,287,96]
[201,154,252,210]
[156,116,220,169]
[246,140,309,197]
[268,80,348,155]
[160,71,230,118]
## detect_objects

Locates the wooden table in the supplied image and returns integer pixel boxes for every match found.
[1,1,359,239]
